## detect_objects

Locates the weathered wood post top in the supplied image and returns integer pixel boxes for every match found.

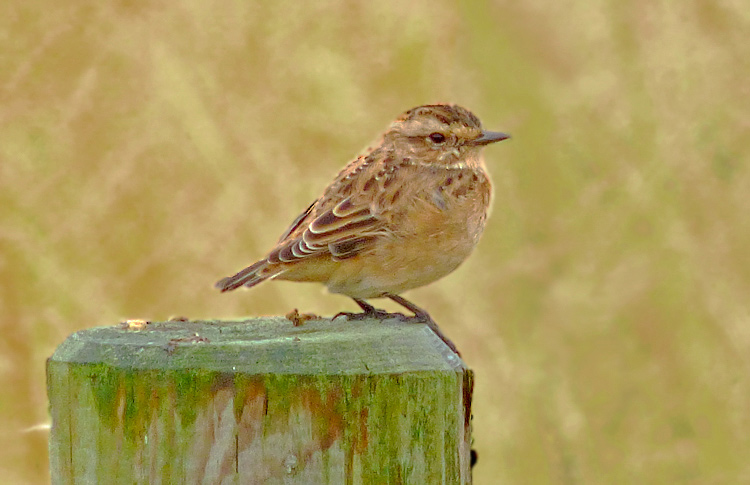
[48,317,474,484]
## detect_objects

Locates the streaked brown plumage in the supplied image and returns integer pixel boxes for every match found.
[217,104,509,350]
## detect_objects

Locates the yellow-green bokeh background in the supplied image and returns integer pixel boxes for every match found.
[3,1,750,483]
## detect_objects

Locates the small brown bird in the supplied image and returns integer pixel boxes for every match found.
[217,104,509,351]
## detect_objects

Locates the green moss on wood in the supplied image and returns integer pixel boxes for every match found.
[48,318,472,483]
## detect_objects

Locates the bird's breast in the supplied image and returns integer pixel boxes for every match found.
[325,166,493,298]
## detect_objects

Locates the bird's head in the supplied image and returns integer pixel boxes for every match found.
[383,104,509,168]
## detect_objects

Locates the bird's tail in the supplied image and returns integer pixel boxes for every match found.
[215,259,279,292]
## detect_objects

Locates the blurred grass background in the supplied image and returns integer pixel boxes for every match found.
[2,0,750,483]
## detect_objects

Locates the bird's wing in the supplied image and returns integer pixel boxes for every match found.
[216,195,379,291]
[267,196,384,264]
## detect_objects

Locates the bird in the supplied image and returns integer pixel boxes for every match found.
[216,104,509,352]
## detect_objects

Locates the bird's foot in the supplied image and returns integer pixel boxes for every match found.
[334,309,407,321]
[335,298,409,321]
[339,296,460,355]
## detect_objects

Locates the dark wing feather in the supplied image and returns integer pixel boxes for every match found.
[277,200,317,243]
[215,258,270,291]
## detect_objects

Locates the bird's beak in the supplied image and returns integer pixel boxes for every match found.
[473,130,511,146]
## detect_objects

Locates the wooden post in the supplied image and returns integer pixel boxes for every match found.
[47,317,474,484]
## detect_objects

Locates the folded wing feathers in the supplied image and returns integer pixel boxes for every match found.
[220,197,383,290]
[308,204,373,235]
[269,197,380,265]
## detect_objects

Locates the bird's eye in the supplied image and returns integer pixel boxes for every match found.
[428,132,446,144]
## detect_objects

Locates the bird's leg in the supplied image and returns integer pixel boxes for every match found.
[386,294,431,321]
[386,294,460,356]
[334,298,406,321]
